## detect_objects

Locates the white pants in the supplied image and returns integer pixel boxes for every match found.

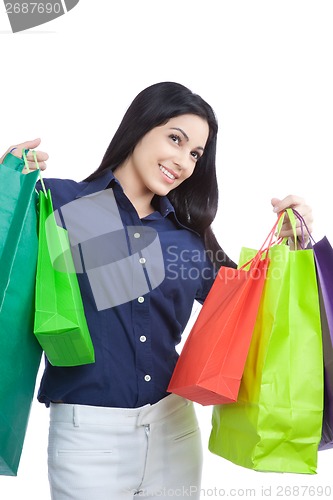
[47,394,203,499]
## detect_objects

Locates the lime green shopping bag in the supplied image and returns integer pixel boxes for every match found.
[209,211,324,474]
[0,152,42,475]
[34,188,95,366]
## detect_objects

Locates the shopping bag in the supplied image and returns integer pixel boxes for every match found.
[292,213,333,450]
[318,285,333,450]
[209,210,323,474]
[167,214,283,406]
[313,236,333,344]
[0,152,42,476]
[311,236,333,450]
[34,188,95,366]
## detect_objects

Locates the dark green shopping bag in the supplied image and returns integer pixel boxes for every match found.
[209,210,324,474]
[34,189,95,366]
[0,153,42,476]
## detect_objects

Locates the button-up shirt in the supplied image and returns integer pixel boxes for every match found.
[35,169,216,408]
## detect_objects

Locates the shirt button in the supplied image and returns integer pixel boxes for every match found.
[144,375,151,382]
[139,257,146,264]
[134,233,141,238]
[138,296,145,303]
[140,335,147,342]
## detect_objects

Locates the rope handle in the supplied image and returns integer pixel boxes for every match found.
[260,208,304,252]
[22,148,47,197]
[238,211,285,270]
[289,208,315,247]
[238,207,310,271]
[277,208,311,249]
[277,208,298,242]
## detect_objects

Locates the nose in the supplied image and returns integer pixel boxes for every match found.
[173,149,193,175]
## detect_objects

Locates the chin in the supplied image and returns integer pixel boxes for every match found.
[148,183,176,197]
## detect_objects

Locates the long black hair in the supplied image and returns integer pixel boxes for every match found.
[84,82,235,269]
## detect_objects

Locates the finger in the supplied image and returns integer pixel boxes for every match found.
[290,205,314,232]
[7,138,42,159]
[278,226,313,239]
[25,150,49,162]
[23,161,47,171]
[279,216,313,236]
[271,195,305,213]
[293,205,313,220]
[17,138,42,153]
[279,221,301,233]
[279,215,313,234]
[271,197,281,211]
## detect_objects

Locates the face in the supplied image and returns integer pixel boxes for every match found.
[125,114,210,197]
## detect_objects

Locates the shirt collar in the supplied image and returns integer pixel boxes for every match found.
[152,194,175,218]
[75,169,175,217]
[75,169,117,199]
[75,168,200,235]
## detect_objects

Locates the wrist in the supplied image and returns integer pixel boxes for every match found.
[1,152,25,172]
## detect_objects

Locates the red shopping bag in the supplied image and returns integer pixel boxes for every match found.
[167,215,283,406]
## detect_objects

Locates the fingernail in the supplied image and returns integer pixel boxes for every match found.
[273,206,279,213]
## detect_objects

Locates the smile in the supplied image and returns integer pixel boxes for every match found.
[159,165,176,180]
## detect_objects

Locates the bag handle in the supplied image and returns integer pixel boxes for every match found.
[238,206,309,271]
[290,208,316,247]
[22,148,47,197]
[277,208,298,243]
[274,207,309,249]
[238,211,285,270]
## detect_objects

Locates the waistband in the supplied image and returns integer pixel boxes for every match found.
[49,393,192,427]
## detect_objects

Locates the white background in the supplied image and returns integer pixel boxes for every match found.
[1,1,333,498]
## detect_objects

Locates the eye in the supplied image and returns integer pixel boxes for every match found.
[169,134,181,144]
[191,151,201,161]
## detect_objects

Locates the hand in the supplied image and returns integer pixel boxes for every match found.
[271,195,313,247]
[0,138,48,173]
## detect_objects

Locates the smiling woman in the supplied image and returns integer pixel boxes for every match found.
[84,82,229,269]
[1,81,314,500]
[113,114,209,215]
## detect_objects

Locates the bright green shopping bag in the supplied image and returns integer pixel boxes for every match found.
[0,152,42,476]
[209,211,324,474]
[34,188,95,366]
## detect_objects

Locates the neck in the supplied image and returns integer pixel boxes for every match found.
[113,162,155,218]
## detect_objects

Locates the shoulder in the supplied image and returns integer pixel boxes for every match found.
[36,177,88,210]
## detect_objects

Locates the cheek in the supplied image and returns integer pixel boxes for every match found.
[184,164,196,179]
[172,165,196,191]
[132,148,152,173]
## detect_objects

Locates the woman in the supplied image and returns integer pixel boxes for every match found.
[1,82,313,499]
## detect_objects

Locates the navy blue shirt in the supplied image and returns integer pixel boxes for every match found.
[36,169,216,408]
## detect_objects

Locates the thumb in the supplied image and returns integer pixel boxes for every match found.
[271,197,282,213]
[1,138,42,164]
[8,138,41,159]
[18,138,41,152]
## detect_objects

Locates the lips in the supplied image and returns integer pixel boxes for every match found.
[159,164,179,181]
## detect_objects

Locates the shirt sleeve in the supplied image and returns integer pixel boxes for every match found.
[35,178,44,192]
[0,152,50,193]
[195,253,218,305]
[1,152,25,170]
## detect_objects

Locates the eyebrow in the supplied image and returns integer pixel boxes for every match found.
[169,127,205,152]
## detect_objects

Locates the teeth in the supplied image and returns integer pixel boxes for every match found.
[159,165,175,180]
